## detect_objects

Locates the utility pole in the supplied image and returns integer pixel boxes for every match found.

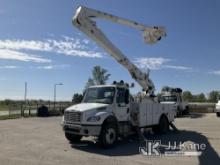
[54,83,63,110]
[24,82,27,102]
[22,82,27,117]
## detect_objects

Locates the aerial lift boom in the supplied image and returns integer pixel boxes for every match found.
[72,6,166,94]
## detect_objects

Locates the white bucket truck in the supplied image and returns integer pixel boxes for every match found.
[160,86,189,116]
[61,6,176,148]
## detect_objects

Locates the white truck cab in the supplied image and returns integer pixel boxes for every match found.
[215,100,220,117]
[63,84,130,136]
[160,87,189,116]
[62,82,176,148]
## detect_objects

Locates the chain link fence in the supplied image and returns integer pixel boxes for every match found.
[0,101,72,119]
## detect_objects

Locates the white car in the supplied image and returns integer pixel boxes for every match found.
[216,100,220,117]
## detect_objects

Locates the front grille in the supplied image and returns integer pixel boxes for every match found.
[64,111,81,123]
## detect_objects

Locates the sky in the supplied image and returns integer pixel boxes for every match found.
[0,0,219,101]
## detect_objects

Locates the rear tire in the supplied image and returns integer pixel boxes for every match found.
[99,123,118,149]
[217,112,220,117]
[65,133,82,143]
[152,115,169,134]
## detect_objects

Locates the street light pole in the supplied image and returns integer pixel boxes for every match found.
[54,83,63,110]
[24,82,27,102]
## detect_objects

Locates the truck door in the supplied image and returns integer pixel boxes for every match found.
[115,88,130,121]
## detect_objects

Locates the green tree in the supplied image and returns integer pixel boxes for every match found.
[92,66,110,85]
[72,93,83,104]
[4,99,12,106]
[194,93,206,102]
[208,90,219,103]
[83,66,111,92]
[182,91,193,102]
[85,77,95,89]
[83,77,95,94]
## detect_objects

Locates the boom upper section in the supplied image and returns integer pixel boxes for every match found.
[72,6,166,94]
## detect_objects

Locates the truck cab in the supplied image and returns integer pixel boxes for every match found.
[160,87,189,116]
[62,82,133,147]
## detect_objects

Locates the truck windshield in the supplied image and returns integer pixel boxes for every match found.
[161,96,177,102]
[83,87,115,104]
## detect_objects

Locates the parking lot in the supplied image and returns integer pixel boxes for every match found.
[0,113,219,165]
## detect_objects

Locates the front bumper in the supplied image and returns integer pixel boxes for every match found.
[62,122,101,136]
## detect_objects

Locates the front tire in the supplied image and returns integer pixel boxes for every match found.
[99,123,118,149]
[65,133,82,143]
[217,112,220,117]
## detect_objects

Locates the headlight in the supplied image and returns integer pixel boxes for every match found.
[87,116,101,122]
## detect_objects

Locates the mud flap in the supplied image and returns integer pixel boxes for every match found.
[134,127,146,142]
[169,122,179,133]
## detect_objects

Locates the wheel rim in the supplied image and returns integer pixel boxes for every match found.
[105,128,116,144]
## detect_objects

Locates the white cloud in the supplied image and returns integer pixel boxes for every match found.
[0,40,52,51]
[37,65,53,70]
[134,57,192,71]
[0,49,51,63]
[209,70,220,75]
[0,36,103,58]
[134,57,170,70]
[82,39,90,45]
[164,65,192,70]
[36,64,71,70]
[0,65,18,69]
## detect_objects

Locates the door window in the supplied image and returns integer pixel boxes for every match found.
[116,88,129,104]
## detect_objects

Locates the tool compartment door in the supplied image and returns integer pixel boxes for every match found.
[138,103,154,127]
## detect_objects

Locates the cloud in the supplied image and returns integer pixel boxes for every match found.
[0,40,52,51]
[0,49,51,63]
[209,70,220,75]
[134,57,170,70]
[164,65,192,70]
[36,64,71,70]
[0,65,18,69]
[37,65,53,70]
[134,57,192,71]
[0,36,103,59]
